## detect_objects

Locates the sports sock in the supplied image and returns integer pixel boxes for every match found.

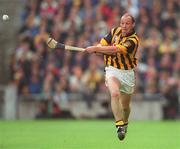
[115,120,124,127]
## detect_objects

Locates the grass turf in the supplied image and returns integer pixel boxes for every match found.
[0,120,179,149]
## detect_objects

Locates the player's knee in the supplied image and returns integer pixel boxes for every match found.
[110,90,120,99]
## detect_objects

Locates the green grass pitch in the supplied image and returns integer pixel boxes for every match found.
[0,120,179,149]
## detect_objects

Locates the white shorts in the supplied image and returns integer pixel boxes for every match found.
[105,66,135,94]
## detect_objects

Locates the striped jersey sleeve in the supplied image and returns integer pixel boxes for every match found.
[100,27,118,46]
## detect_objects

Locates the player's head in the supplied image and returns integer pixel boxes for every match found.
[120,13,135,36]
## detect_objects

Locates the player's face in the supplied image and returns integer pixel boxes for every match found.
[120,16,134,36]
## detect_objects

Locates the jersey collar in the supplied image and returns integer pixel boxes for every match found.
[122,29,136,37]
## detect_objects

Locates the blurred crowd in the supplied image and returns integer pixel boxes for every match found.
[9,0,179,119]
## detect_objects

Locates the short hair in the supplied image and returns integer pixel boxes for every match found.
[122,13,135,23]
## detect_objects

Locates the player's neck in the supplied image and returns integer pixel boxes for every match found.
[122,29,135,37]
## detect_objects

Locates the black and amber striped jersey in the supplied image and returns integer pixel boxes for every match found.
[100,27,139,70]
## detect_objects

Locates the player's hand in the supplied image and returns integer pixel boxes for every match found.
[84,46,97,53]
[46,38,58,49]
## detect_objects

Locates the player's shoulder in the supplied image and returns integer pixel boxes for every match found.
[111,27,121,35]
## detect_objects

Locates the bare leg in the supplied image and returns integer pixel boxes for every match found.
[121,92,131,123]
[106,77,124,121]
[106,77,129,140]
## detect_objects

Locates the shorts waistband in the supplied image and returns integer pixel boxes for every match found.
[105,66,134,72]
